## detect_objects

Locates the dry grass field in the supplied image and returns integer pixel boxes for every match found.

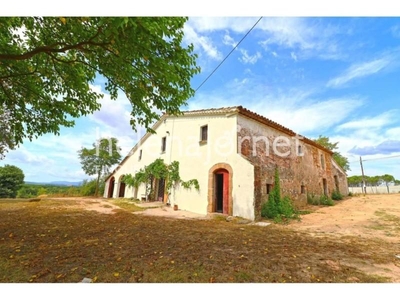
[0,194,399,283]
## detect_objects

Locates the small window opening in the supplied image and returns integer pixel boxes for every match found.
[200,125,208,142]
[298,145,303,155]
[161,137,166,153]
[266,184,272,195]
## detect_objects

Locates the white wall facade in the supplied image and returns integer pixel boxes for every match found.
[104,112,256,220]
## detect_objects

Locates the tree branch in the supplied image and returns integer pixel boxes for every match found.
[0,40,110,61]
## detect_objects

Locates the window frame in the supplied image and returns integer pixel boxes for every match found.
[161,136,167,153]
[200,124,208,144]
[138,149,142,161]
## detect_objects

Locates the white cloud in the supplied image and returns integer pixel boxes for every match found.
[183,23,222,60]
[222,31,262,64]
[271,51,278,57]
[258,97,364,134]
[239,49,262,64]
[88,85,134,136]
[190,78,363,135]
[336,110,398,130]
[5,145,54,167]
[327,58,390,88]
[258,18,315,50]
[291,52,298,61]
[188,17,258,33]
[223,33,237,47]
[189,17,346,61]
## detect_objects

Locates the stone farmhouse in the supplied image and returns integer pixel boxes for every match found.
[104,106,348,220]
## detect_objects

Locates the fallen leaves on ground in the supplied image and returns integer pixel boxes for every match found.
[0,199,398,283]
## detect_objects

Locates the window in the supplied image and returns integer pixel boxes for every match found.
[161,137,166,153]
[298,145,303,155]
[266,184,272,195]
[320,154,325,169]
[200,125,208,143]
[138,149,142,161]
[301,185,305,194]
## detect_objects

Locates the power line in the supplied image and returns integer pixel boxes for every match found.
[195,17,263,93]
[349,154,400,163]
[363,154,400,162]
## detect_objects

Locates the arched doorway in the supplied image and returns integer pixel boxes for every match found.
[118,175,126,198]
[108,176,115,198]
[208,163,233,215]
[214,169,229,213]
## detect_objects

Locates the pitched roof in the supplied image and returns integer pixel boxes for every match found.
[166,106,333,154]
[106,105,333,181]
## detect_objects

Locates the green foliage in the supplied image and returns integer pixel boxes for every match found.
[181,179,200,191]
[307,193,317,205]
[319,195,334,206]
[261,189,278,219]
[331,189,343,200]
[122,159,199,201]
[0,164,24,198]
[37,187,47,196]
[78,137,121,196]
[261,168,297,222]
[313,135,350,172]
[17,185,37,198]
[307,193,334,206]
[381,174,395,193]
[0,17,200,157]
[0,106,14,159]
[80,179,103,196]
[348,174,398,192]
[17,183,85,197]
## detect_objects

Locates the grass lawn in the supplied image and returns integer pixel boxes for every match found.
[0,199,394,283]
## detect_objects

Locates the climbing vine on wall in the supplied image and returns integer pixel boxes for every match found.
[122,158,199,200]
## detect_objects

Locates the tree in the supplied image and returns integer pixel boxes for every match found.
[78,138,122,196]
[0,106,14,159]
[0,17,200,158]
[347,175,363,187]
[381,174,395,193]
[0,164,24,198]
[313,135,350,172]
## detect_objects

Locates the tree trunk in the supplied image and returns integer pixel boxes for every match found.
[386,184,390,194]
[95,172,101,197]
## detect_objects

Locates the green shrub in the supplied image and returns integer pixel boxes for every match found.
[281,196,295,217]
[307,193,316,205]
[319,195,334,206]
[261,168,298,222]
[331,189,343,200]
[348,192,353,197]
[307,193,334,206]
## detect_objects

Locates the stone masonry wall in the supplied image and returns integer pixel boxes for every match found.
[237,115,348,220]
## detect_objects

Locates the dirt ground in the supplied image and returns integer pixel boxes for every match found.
[52,194,400,282]
[58,194,400,242]
[1,194,400,282]
[287,193,400,281]
[288,193,400,242]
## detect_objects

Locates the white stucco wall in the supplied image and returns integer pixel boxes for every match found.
[105,112,256,220]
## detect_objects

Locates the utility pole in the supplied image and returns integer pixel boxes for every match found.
[360,156,366,195]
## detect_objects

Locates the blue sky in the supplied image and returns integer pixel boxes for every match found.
[2,14,400,183]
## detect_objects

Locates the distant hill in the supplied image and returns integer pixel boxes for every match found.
[25,181,83,186]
